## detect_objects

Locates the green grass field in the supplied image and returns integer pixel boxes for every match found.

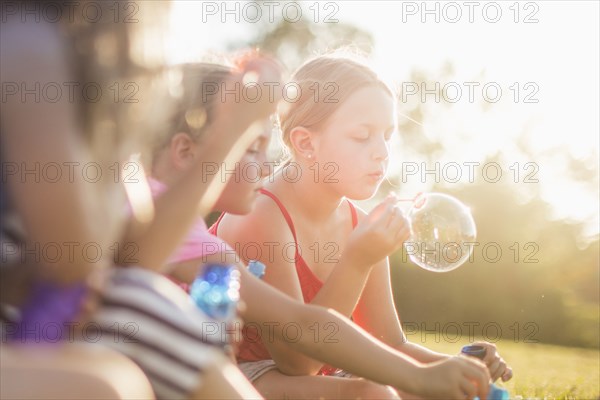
[405,334,600,399]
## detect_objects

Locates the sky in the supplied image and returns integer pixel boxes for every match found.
[165,0,599,243]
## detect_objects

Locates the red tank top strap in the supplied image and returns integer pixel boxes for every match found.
[208,212,226,236]
[347,200,358,228]
[259,188,301,257]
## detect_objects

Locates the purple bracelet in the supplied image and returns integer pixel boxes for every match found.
[6,279,88,343]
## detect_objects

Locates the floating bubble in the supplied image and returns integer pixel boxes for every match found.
[404,192,477,272]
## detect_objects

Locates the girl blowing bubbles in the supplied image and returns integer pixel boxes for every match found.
[215,55,513,398]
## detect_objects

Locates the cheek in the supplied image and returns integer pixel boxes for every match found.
[216,180,254,214]
[324,143,369,174]
[320,139,357,164]
[230,162,261,197]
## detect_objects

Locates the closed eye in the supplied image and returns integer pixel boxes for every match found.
[352,130,370,141]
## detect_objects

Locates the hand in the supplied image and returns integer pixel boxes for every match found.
[471,341,513,382]
[344,195,410,269]
[215,52,284,137]
[416,355,490,400]
[224,315,245,363]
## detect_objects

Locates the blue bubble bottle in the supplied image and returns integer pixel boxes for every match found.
[190,264,240,321]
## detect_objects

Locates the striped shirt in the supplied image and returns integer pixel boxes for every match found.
[92,267,227,399]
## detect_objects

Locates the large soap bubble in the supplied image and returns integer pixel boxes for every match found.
[404,193,477,272]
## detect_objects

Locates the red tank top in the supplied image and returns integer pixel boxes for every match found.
[209,188,359,374]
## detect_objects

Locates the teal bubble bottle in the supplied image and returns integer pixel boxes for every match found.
[190,264,240,320]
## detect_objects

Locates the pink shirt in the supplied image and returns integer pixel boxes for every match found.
[147,178,233,265]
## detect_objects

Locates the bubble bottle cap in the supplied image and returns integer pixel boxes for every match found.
[461,345,487,360]
[248,260,266,279]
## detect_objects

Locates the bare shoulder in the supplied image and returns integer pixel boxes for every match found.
[216,189,296,256]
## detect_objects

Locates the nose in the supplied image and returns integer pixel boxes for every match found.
[258,153,271,179]
[372,136,389,162]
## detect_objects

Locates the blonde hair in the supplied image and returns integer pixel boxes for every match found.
[279,55,395,157]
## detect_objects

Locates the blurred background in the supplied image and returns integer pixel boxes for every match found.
[164,1,598,397]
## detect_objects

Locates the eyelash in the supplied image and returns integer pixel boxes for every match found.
[354,133,392,142]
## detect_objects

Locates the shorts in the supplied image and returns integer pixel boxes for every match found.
[237,359,279,382]
[238,359,354,383]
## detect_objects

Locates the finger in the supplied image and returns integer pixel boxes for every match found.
[366,197,395,223]
[395,221,410,241]
[489,358,504,382]
[384,204,405,227]
[370,200,400,229]
[462,358,490,400]
[475,341,496,364]
[501,367,514,382]
[385,206,398,228]
[459,379,477,400]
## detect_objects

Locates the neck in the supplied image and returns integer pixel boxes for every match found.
[276,159,345,223]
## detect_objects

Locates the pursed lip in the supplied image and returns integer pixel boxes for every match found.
[367,170,385,179]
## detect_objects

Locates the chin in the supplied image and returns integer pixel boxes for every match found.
[345,188,378,201]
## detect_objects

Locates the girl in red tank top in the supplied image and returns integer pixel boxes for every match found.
[211,188,359,374]
[214,54,512,398]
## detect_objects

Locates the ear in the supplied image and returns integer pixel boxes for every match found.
[169,132,198,170]
[288,126,317,160]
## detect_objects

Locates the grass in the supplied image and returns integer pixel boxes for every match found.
[405,334,600,399]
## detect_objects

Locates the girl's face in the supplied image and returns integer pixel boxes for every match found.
[212,119,272,214]
[313,86,395,200]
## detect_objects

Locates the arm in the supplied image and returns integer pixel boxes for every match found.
[239,266,491,400]
[218,197,326,375]
[354,241,514,378]
[353,257,450,363]
[119,124,249,270]
[0,18,105,283]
